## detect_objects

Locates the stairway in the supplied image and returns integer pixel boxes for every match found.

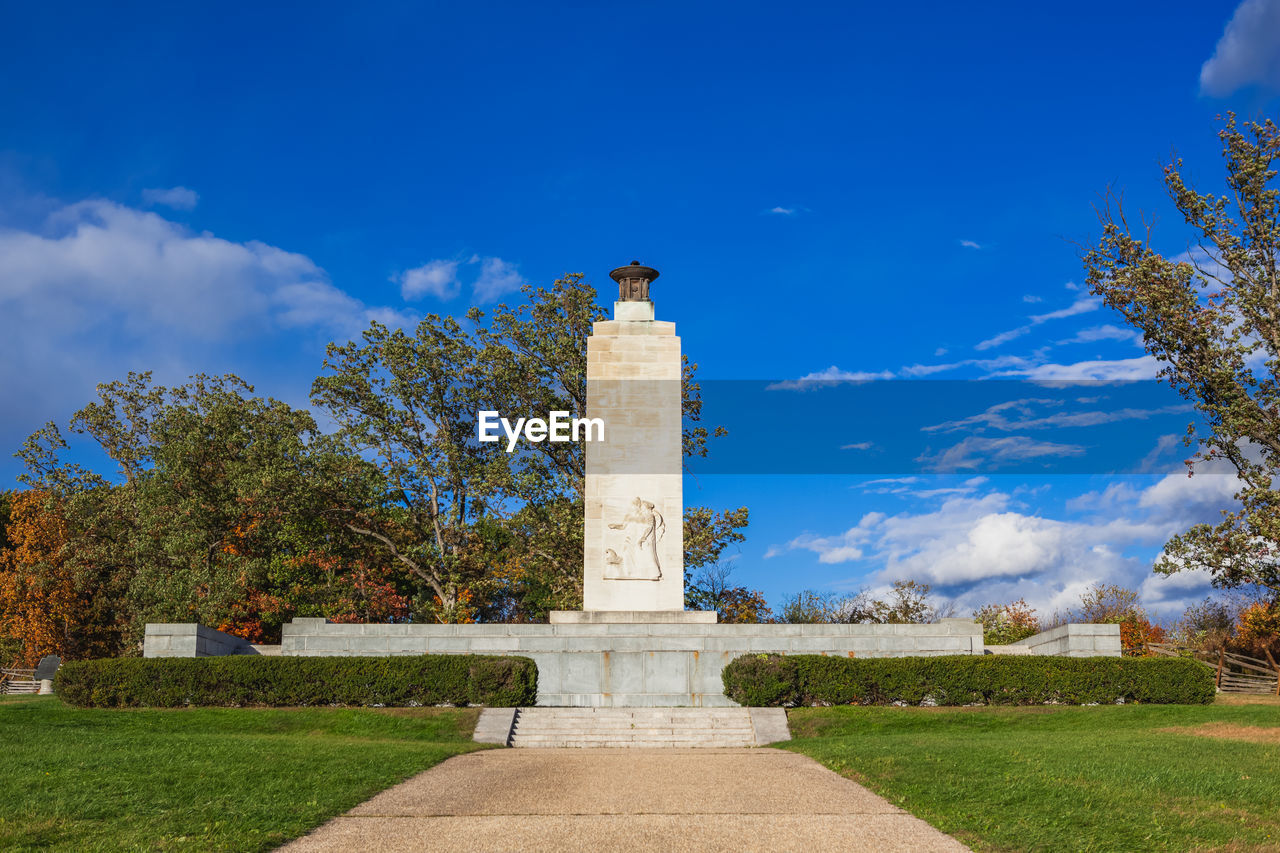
[475,707,789,748]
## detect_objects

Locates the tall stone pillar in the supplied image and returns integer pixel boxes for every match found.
[551,262,714,623]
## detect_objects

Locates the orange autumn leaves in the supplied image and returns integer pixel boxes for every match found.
[0,491,80,666]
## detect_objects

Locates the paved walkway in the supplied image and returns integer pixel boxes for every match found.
[281,748,970,852]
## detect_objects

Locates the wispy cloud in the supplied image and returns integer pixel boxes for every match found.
[923,398,1193,433]
[1200,0,1280,96]
[959,239,983,249]
[916,435,1086,472]
[974,297,1100,352]
[397,259,460,301]
[141,186,199,210]
[841,441,873,451]
[767,365,895,391]
[975,325,1032,351]
[900,354,1038,377]
[1055,324,1141,346]
[471,256,526,302]
[1022,295,1043,304]
[767,206,798,216]
[998,355,1161,382]
[1029,297,1101,324]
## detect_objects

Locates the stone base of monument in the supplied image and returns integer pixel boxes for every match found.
[472,706,790,748]
[548,610,717,624]
[142,617,1123,707]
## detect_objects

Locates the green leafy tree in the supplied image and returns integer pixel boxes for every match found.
[1084,114,1280,594]
[16,372,395,647]
[311,316,508,622]
[974,599,1039,645]
[685,563,772,623]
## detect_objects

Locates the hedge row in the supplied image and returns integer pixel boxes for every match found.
[722,654,1216,706]
[55,655,537,708]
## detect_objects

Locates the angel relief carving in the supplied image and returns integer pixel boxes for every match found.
[603,496,664,581]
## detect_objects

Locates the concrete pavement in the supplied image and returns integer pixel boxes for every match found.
[280,748,970,852]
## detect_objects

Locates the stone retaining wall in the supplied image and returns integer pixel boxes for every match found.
[142,623,260,658]
[141,617,1120,706]
[280,617,984,707]
[1006,622,1122,657]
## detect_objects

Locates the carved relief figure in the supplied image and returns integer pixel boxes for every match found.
[603,496,664,580]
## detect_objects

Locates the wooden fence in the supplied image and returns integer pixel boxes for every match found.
[1147,643,1280,695]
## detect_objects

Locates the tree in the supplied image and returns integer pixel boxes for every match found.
[1173,596,1238,652]
[777,589,846,624]
[777,580,949,624]
[974,599,1039,645]
[311,316,511,622]
[0,491,88,665]
[685,563,772,623]
[1234,598,1280,659]
[1070,583,1164,656]
[850,580,949,624]
[16,372,398,647]
[1084,114,1280,594]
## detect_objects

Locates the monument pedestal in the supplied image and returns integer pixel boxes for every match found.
[549,610,717,624]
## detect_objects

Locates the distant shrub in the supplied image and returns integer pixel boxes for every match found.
[722,654,1215,707]
[974,599,1040,645]
[55,654,537,708]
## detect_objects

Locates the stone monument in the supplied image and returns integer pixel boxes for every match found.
[550,261,715,623]
[140,260,1123,707]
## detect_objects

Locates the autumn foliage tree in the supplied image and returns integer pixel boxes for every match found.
[0,491,84,665]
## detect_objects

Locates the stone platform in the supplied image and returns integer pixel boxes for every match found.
[142,617,1121,707]
[474,707,790,748]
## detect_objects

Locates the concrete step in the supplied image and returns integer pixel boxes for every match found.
[478,707,790,748]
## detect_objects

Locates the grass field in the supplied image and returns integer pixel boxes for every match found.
[783,695,1280,852]
[0,695,487,852]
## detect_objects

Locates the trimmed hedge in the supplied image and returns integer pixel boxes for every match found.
[722,654,1216,706]
[55,654,537,708]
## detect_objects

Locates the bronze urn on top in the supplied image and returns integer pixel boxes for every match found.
[610,261,659,302]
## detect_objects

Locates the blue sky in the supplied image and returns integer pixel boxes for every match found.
[2,0,1279,619]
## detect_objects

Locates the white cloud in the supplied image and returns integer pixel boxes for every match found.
[900,354,1037,377]
[471,256,526,302]
[959,239,982,249]
[916,436,1086,472]
[0,198,415,442]
[768,467,1243,617]
[973,297,1100,352]
[1200,0,1280,96]
[0,199,391,339]
[141,186,199,210]
[923,398,1193,433]
[1136,434,1184,474]
[841,441,873,451]
[1055,324,1141,346]
[767,206,797,216]
[1022,295,1043,304]
[999,355,1161,382]
[1029,297,1101,324]
[767,365,895,391]
[975,325,1032,350]
[398,259,460,301]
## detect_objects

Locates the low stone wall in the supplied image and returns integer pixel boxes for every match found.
[1006,623,1122,657]
[140,617,1120,706]
[142,623,260,658]
[277,617,984,707]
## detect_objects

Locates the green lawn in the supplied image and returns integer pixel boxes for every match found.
[782,696,1280,852]
[0,695,488,852]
